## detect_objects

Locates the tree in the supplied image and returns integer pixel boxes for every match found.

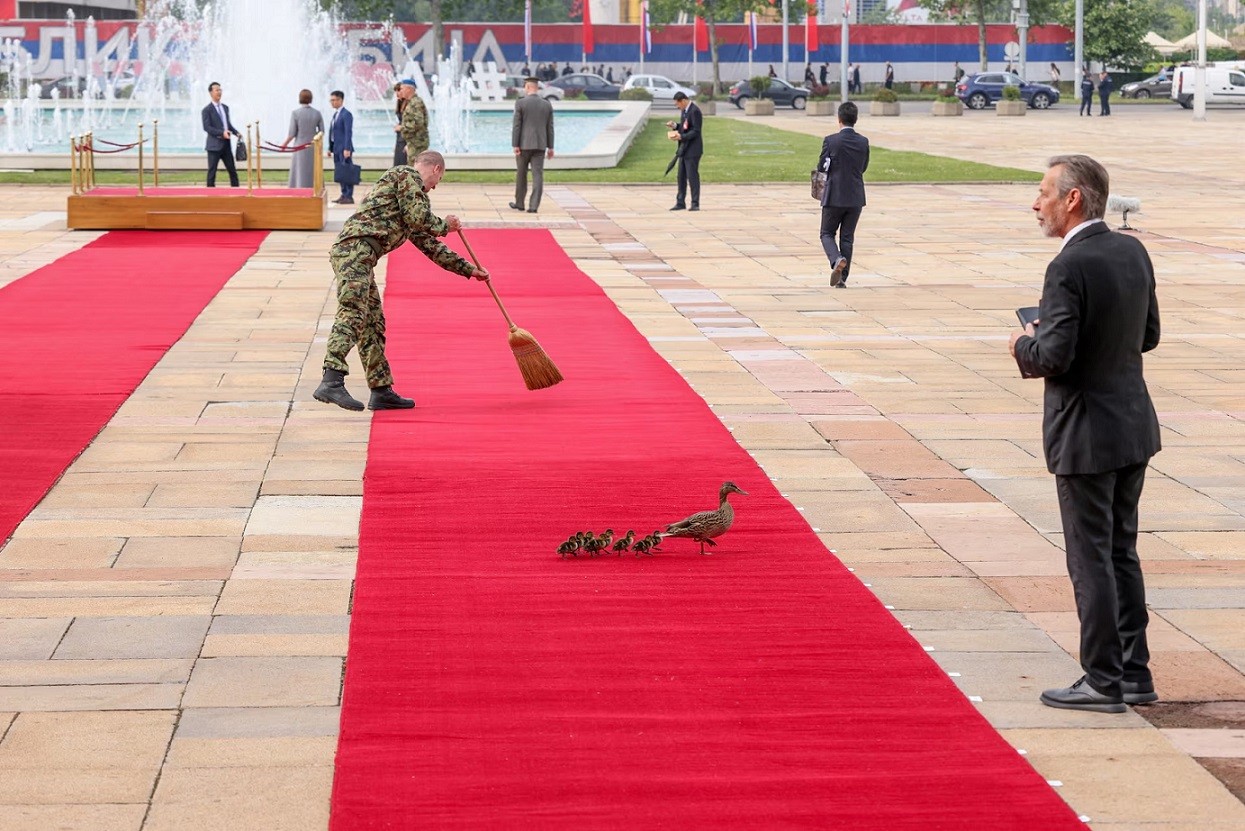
[917,0,1060,70]
[1060,0,1160,68]
[646,0,774,93]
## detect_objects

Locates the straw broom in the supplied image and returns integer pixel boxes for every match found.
[457,229,564,391]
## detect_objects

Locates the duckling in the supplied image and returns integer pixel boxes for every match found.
[663,481,748,555]
[599,529,615,550]
[557,540,579,558]
[632,539,651,556]
[583,534,606,557]
[643,531,664,552]
[613,530,635,555]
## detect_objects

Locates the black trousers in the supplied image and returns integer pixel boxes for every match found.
[206,147,239,187]
[1099,90,1112,115]
[820,205,862,279]
[676,153,701,207]
[1080,92,1094,115]
[1055,461,1151,696]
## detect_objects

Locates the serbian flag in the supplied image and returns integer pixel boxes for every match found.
[694,13,709,52]
[806,1,819,54]
[641,1,653,54]
[747,11,758,51]
[582,0,594,54]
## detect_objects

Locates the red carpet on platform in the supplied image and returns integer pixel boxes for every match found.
[0,230,267,543]
[331,230,1086,830]
[86,187,315,198]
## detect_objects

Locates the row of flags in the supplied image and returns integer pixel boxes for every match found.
[523,0,823,60]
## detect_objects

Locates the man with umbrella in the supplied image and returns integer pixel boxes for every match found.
[665,92,703,212]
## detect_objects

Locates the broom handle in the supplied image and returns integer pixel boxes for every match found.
[456,229,517,330]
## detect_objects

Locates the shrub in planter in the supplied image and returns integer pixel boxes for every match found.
[937,92,959,103]
[697,82,718,101]
[619,87,653,101]
[873,87,899,103]
[562,87,585,100]
[749,75,771,97]
[1001,84,1022,101]
[809,83,832,101]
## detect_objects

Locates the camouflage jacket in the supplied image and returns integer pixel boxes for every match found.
[400,94,429,155]
[333,166,473,277]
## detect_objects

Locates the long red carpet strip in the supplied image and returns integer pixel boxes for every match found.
[332,230,1086,829]
[0,230,268,544]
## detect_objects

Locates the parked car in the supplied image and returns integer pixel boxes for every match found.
[502,74,562,100]
[547,73,621,100]
[955,72,1060,109]
[728,78,810,109]
[1121,68,1175,99]
[622,74,697,101]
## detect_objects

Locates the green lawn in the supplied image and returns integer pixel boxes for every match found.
[0,117,1038,186]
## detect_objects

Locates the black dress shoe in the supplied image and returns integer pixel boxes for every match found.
[670,204,686,211]
[368,386,415,410]
[1040,676,1126,713]
[1122,679,1158,704]
[508,201,525,211]
[526,208,538,213]
[313,369,364,411]
[339,197,354,205]
[689,205,700,212]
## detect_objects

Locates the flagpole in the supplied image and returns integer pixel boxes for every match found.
[639,1,646,73]
[782,0,790,81]
[747,12,754,79]
[840,0,849,102]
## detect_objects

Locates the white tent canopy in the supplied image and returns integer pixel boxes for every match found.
[1171,30,1233,51]
[1144,31,1178,56]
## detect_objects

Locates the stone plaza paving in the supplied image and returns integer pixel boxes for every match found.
[1,102,1244,829]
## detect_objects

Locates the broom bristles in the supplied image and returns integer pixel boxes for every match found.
[508,325,563,390]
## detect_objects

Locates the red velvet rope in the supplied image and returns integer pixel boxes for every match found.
[259,140,314,153]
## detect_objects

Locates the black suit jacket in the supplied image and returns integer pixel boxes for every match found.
[202,102,239,152]
[1013,222,1161,475]
[674,102,703,158]
[817,127,869,208]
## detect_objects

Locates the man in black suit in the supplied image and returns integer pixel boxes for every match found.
[667,91,703,211]
[817,101,869,288]
[201,81,240,187]
[1011,154,1161,714]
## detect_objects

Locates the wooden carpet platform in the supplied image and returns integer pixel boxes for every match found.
[67,187,326,231]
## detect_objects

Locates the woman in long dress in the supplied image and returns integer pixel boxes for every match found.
[283,89,324,188]
[392,82,408,167]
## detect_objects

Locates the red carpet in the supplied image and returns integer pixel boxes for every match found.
[86,187,315,198]
[331,230,1086,829]
[0,230,268,544]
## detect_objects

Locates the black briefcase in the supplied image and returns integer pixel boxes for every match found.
[334,161,362,185]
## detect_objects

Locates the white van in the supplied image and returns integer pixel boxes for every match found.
[1171,62,1245,107]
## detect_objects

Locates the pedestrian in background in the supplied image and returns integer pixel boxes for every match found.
[398,78,429,161]
[884,61,894,89]
[1098,70,1114,116]
[328,89,355,205]
[392,83,408,166]
[1010,154,1161,714]
[851,63,862,94]
[510,77,554,214]
[282,88,324,189]
[1080,71,1095,116]
[1049,62,1062,87]
[667,91,703,212]
[816,101,869,289]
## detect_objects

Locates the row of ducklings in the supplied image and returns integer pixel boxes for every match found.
[558,530,665,558]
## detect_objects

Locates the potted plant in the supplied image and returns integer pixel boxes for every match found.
[806,84,836,116]
[931,91,963,116]
[696,82,717,116]
[745,75,775,115]
[997,84,1027,116]
[619,87,653,102]
[870,87,900,116]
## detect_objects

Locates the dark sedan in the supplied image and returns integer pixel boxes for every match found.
[547,73,621,100]
[1121,70,1175,99]
[956,72,1060,109]
[728,78,810,109]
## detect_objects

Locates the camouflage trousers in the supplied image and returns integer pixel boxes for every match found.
[405,142,427,165]
[323,238,393,389]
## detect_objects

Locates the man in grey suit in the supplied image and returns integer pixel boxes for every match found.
[1011,154,1161,714]
[510,78,554,214]
[817,101,869,288]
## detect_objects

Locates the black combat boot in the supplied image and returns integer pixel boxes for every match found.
[313,369,364,411]
[369,386,415,410]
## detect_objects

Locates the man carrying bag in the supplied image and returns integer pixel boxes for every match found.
[329,89,360,205]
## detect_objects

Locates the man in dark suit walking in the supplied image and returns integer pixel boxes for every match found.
[509,78,554,214]
[817,101,869,288]
[328,90,356,204]
[668,91,703,211]
[1011,154,1161,714]
[201,81,240,188]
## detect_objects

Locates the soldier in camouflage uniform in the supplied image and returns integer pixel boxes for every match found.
[397,78,429,163]
[313,149,490,411]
